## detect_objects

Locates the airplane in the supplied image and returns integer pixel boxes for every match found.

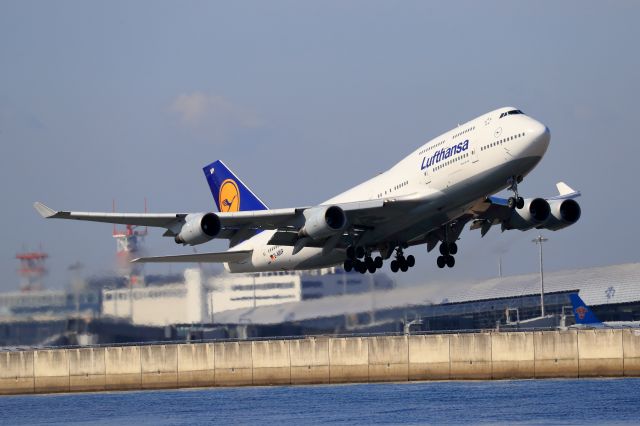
[569,294,640,329]
[34,106,582,274]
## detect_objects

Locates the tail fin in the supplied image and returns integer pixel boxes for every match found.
[569,293,603,326]
[203,160,269,212]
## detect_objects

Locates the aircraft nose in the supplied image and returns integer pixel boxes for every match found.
[527,121,550,157]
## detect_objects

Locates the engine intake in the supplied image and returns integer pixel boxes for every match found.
[502,198,551,231]
[299,205,347,240]
[174,212,221,245]
[541,199,581,231]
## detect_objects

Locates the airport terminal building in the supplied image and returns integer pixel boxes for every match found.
[213,262,640,337]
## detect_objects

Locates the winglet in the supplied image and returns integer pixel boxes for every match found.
[33,202,58,218]
[556,182,576,196]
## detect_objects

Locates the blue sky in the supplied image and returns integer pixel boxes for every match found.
[1,1,639,292]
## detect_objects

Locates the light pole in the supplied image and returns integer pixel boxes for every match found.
[532,235,548,317]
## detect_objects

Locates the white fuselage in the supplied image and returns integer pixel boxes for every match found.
[227,107,550,273]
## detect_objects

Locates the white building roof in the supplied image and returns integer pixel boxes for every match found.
[214,262,640,325]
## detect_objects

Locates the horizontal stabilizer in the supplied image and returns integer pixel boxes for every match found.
[132,250,252,264]
[548,182,581,200]
[33,202,57,218]
[556,182,575,195]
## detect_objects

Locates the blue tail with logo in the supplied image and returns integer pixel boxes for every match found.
[569,293,603,326]
[203,160,269,212]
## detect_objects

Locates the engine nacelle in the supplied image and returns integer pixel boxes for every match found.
[502,198,551,231]
[299,205,347,240]
[540,199,581,231]
[174,212,221,245]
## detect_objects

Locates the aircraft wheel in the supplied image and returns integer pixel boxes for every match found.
[343,259,353,272]
[355,246,365,259]
[390,260,399,273]
[439,243,449,256]
[400,262,409,272]
[446,255,455,268]
[367,263,376,274]
[374,256,383,269]
[437,256,446,269]
[358,263,367,274]
[365,256,374,269]
[448,243,458,255]
[406,255,415,267]
[508,197,516,209]
[516,197,525,209]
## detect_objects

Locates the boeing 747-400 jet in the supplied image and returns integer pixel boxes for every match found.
[34,107,581,274]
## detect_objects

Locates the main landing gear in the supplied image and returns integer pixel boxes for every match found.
[507,175,525,210]
[343,245,383,274]
[390,247,415,273]
[436,241,456,268]
[343,244,414,274]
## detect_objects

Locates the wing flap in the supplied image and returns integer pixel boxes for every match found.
[132,250,252,264]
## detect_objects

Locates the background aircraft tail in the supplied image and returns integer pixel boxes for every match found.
[569,293,603,326]
[203,160,269,212]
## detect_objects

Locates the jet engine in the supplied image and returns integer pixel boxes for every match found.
[502,198,551,231]
[174,213,221,245]
[540,199,581,231]
[299,205,347,240]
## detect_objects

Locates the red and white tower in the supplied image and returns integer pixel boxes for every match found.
[16,247,48,292]
[112,199,148,287]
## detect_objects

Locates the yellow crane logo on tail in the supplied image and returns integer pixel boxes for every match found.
[219,179,240,212]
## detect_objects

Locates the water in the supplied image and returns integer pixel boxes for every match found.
[1,379,639,425]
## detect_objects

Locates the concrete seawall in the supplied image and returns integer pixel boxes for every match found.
[1,329,639,395]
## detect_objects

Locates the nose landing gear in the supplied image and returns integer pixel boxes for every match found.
[507,176,525,210]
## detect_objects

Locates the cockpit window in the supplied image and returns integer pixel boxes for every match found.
[499,109,524,119]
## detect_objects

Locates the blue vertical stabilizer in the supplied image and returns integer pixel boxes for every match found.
[202,160,269,212]
[569,293,603,326]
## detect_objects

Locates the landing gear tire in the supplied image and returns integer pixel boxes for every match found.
[360,256,378,274]
[437,256,446,268]
[400,262,409,272]
[406,255,415,268]
[390,260,399,273]
[358,262,367,274]
[346,246,355,259]
[355,246,365,259]
[508,197,516,209]
[440,242,457,256]
[365,256,374,269]
[374,256,383,269]
[343,259,353,272]
[516,197,525,209]
[446,255,455,268]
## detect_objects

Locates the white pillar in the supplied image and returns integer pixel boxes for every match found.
[185,268,206,324]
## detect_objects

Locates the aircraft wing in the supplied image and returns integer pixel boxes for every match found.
[132,250,252,264]
[34,198,397,235]
[34,201,304,235]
